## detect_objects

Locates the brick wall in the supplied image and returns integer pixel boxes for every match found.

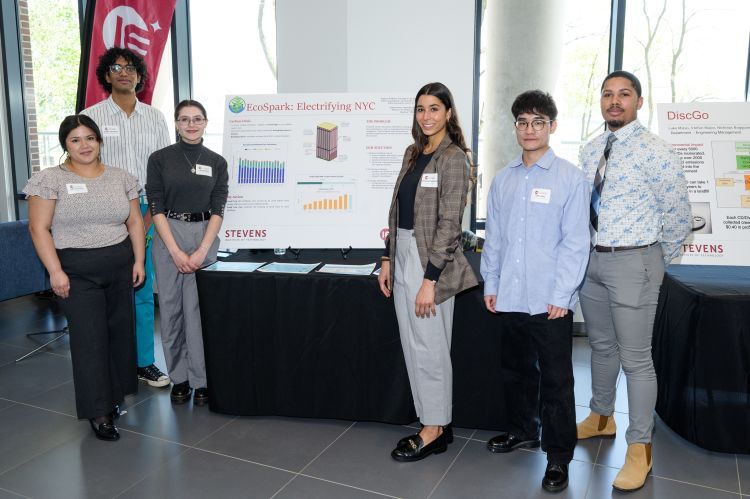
[18,0,41,174]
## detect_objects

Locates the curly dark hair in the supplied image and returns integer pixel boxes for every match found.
[94,47,147,94]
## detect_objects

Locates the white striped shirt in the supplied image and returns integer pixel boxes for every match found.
[81,96,172,185]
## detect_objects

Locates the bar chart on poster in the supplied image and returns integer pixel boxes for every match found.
[221,93,413,248]
[659,102,750,265]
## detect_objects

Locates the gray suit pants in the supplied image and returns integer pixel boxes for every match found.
[393,228,454,426]
[579,243,665,444]
[152,219,218,389]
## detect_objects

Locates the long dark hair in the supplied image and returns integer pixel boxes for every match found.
[408,82,472,168]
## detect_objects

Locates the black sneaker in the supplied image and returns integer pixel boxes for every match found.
[137,364,170,387]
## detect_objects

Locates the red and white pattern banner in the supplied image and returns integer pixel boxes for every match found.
[83,0,176,107]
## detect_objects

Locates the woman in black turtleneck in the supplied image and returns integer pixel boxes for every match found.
[146,99,228,407]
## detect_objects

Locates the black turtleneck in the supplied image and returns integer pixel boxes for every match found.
[146,139,229,217]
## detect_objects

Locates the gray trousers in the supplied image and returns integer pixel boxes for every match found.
[579,243,665,444]
[393,228,454,426]
[152,219,218,389]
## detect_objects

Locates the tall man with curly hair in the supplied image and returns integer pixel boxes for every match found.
[82,47,172,388]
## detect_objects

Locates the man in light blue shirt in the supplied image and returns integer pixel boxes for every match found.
[575,71,690,492]
[481,90,590,493]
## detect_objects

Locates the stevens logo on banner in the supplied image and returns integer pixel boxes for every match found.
[83,0,176,107]
[682,243,724,258]
[225,228,268,239]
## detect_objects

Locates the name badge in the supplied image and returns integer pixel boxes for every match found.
[102,125,119,138]
[421,173,438,188]
[195,164,213,176]
[530,188,551,204]
[66,183,88,194]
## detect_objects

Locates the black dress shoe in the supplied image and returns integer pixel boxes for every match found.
[397,424,454,447]
[486,432,540,453]
[542,462,569,492]
[110,404,121,420]
[89,418,120,441]
[170,381,192,403]
[391,432,448,462]
[193,387,208,406]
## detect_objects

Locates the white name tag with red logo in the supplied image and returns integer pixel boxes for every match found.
[195,164,212,176]
[102,125,119,138]
[421,173,438,188]
[530,188,551,204]
[66,183,88,194]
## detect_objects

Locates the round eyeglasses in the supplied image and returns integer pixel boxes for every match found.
[108,64,137,75]
[514,119,554,131]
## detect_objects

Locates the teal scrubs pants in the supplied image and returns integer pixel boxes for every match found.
[135,200,156,368]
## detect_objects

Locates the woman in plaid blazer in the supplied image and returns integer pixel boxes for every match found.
[378,82,478,462]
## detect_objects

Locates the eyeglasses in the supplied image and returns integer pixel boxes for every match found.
[514,119,554,131]
[108,64,137,75]
[176,117,207,126]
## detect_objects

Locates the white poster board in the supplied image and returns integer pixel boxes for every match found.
[658,102,750,265]
[220,93,413,248]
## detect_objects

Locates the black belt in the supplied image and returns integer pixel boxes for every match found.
[165,210,211,222]
[594,241,658,253]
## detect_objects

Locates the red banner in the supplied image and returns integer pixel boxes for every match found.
[83,0,177,107]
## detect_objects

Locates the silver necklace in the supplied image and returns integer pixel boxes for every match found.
[182,151,203,174]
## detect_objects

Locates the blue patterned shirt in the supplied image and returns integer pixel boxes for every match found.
[481,148,590,315]
[580,120,690,262]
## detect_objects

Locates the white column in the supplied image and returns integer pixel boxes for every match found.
[477,0,566,218]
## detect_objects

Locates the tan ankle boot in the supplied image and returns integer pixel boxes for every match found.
[576,411,616,439]
[612,443,652,491]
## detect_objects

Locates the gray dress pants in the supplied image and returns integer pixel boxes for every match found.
[579,243,665,444]
[393,228,454,426]
[152,218,218,389]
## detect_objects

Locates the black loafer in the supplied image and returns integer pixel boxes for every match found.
[89,418,120,441]
[486,432,540,453]
[193,387,208,406]
[391,432,448,462]
[170,381,192,404]
[397,424,454,447]
[542,462,569,492]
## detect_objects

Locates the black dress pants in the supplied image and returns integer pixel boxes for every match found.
[57,238,138,419]
[500,312,576,464]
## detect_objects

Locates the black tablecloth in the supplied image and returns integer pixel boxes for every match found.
[653,265,750,453]
[197,251,508,430]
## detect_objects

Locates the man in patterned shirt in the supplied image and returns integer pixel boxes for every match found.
[575,71,691,492]
[81,48,172,388]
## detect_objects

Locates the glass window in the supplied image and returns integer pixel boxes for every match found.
[549,0,611,164]
[623,0,750,131]
[150,32,175,139]
[189,0,277,152]
[25,0,81,171]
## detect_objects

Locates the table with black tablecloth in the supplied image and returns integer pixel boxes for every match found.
[196,251,508,430]
[653,265,750,453]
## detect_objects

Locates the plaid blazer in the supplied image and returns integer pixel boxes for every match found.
[386,134,478,304]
